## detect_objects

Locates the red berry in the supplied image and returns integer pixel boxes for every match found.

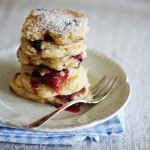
[42,69,69,93]
[72,53,83,62]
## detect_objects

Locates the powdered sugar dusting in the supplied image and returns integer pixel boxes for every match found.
[31,9,86,34]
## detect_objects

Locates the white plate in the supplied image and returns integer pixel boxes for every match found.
[0,46,130,132]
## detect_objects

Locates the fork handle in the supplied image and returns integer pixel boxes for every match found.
[28,99,87,128]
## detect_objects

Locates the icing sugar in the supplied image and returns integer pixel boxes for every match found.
[31,9,86,34]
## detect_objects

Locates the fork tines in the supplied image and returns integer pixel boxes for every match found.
[92,76,118,99]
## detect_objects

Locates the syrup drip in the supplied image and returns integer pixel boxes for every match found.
[55,103,81,113]
[56,88,85,113]
[66,103,81,113]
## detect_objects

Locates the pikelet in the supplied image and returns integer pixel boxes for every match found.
[17,47,87,71]
[22,9,89,44]
[10,9,91,111]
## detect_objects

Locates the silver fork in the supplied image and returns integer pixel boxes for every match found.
[27,76,118,128]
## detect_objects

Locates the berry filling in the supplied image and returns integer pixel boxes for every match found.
[64,19,77,26]
[42,69,69,93]
[30,68,69,93]
[32,70,41,78]
[71,53,83,62]
[44,31,53,41]
[30,40,41,51]
[30,80,40,93]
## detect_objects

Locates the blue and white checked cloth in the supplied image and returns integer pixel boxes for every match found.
[0,113,124,145]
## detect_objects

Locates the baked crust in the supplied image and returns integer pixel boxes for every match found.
[17,48,87,71]
[22,9,89,44]
[21,37,87,58]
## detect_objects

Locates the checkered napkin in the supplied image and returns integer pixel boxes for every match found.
[0,113,124,145]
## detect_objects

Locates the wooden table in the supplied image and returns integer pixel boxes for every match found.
[0,0,150,149]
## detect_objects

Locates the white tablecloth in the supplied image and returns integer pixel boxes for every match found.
[0,0,150,149]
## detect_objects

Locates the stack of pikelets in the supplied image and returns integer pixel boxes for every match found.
[10,9,91,108]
